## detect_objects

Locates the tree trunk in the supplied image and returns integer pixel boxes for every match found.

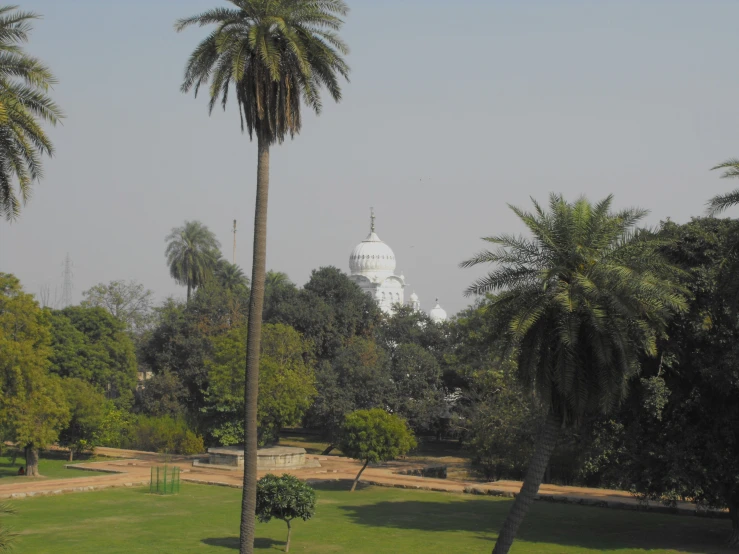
[239,136,270,554]
[351,460,369,492]
[25,446,40,477]
[285,519,292,553]
[321,445,334,456]
[729,497,739,548]
[69,449,73,462]
[187,283,191,303]
[492,411,561,554]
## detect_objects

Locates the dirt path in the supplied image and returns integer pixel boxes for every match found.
[0,448,725,519]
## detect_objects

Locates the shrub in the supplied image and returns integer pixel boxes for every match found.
[124,415,204,455]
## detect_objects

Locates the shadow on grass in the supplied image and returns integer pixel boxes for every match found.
[202,537,282,550]
[339,498,734,553]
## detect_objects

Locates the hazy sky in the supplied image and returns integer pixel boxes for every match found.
[1,0,738,316]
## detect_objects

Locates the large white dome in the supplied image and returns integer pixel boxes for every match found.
[349,231,396,278]
[430,300,448,323]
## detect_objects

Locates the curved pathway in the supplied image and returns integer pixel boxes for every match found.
[0,448,726,520]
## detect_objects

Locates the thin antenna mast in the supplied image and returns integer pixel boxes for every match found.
[232,219,237,264]
[61,253,74,308]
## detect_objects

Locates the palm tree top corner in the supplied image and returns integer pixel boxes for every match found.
[0,4,64,222]
[175,0,350,146]
[707,158,739,216]
[460,193,686,553]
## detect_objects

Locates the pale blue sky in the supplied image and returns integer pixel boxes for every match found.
[1,0,738,315]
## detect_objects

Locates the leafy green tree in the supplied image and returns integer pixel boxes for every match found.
[135,369,188,419]
[205,323,317,445]
[308,337,394,448]
[580,218,739,547]
[463,368,537,481]
[176,1,350,548]
[268,268,382,360]
[59,378,106,461]
[49,306,138,408]
[390,343,445,434]
[0,273,70,476]
[339,408,416,492]
[81,280,154,333]
[0,6,63,221]
[256,474,317,553]
[166,220,221,301]
[376,304,449,354]
[461,194,686,554]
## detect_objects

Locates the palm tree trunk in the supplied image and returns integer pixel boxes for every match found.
[492,411,560,554]
[351,460,369,492]
[239,135,270,554]
[728,496,739,548]
[187,283,191,302]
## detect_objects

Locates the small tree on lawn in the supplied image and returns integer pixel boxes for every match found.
[339,408,417,492]
[256,474,316,553]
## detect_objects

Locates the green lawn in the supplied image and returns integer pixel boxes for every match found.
[5,481,734,553]
[0,450,111,483]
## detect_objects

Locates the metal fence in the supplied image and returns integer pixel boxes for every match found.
[149,465,181,495]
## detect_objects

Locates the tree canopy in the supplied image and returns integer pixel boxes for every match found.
[205,323,317,445]
[256,474,316,553]
[0,273,69,476]
[339,408,416,491]
[49,306,137,408]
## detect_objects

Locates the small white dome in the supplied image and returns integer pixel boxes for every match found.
[429,299,447,323]
[349,231,396,278]
[410,291,419,302]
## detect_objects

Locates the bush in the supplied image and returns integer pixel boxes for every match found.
[124,415,204,455]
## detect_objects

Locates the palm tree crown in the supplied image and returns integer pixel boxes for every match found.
[165,220,221,301]
[0,5,63,221]
[707,158,739,216]
[462,194,686,423]
[175,0,349,145]
[216,259,250,292]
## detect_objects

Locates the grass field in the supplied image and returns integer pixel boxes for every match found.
[0,450,110,483]
[5,481,734,553]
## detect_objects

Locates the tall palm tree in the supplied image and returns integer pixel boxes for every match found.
[707,158,739,216]
[0,5,63,221]
[165,220,221,301]
[461,194,686,554]
[176,2,349,551]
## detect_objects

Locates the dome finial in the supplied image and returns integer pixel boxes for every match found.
[370,207,375,233]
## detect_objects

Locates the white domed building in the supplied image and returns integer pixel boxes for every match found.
[348,210,447,322]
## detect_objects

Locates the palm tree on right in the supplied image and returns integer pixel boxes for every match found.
[165,220,220,301]
[708,158,739,215]
[462,194,686,554]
